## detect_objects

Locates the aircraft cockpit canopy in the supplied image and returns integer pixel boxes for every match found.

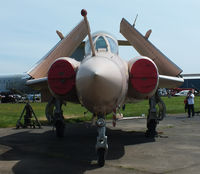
[85,32,119,56]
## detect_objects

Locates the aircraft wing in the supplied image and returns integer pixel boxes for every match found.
[28,19,88,79]
[158,75,184,88]
[120,18,182,77]
[26,77,51,102]
[26,77,48,90]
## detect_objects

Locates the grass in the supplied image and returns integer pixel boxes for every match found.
[0,96,199,128]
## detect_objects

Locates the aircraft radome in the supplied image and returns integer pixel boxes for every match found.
[26,9,184,166]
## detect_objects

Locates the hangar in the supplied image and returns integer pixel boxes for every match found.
[181,74,200,91]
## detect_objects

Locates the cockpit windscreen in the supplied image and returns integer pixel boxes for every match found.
[85,33,118,56]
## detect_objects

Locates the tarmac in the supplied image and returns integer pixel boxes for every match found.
[0,114,200,174]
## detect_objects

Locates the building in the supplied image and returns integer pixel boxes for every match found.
[181,74,200,91]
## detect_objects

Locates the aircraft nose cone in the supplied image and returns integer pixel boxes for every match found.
[76,57,123,114]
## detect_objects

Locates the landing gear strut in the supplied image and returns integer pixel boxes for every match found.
[54,99,65,137]
[45,97,56,123]
[46,98,65,137]
[96,115,108,167]
[146,90,166,137]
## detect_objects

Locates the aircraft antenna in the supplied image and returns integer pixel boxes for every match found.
[133,14,138,27]
[81,9,96,57]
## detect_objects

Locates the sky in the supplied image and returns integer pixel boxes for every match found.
[0,0,200,75]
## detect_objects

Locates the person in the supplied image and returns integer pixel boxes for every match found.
[187,90,195,117]
[184,97,188,112]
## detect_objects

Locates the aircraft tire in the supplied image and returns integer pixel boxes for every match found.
[97,148,105,167]
[55,120,65,137]
[146,119,158,138]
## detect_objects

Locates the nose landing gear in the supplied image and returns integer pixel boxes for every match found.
[96,116,108,167]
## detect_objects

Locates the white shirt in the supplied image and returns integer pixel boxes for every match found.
[187,93,194,105]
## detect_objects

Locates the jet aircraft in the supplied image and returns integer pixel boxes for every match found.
[26,9,184,166]
[0,74,31,95]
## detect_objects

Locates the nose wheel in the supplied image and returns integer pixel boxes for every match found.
[55,119,65,137]
[97,148,106,167]
[96,117,108,167]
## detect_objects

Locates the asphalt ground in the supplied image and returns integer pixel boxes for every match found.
[0,114,200,174]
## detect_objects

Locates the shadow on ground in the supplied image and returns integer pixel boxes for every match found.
[0,123,154,174]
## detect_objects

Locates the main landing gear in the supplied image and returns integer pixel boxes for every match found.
[146,90,166,137]
[96,115,108,167]
[45,97,65,137]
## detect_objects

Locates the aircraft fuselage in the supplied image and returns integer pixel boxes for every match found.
[76,51,128,114]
